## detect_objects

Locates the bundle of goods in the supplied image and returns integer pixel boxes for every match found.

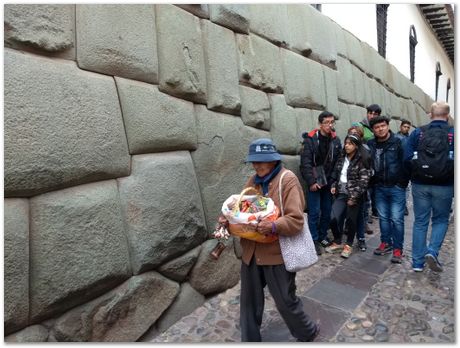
[221,187,279,243]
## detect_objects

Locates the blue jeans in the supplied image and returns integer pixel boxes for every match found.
[307,186,333,242]
[375,185,406,250]
[411,183,454,268]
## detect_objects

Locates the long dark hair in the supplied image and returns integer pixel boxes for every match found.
[344,135,371,169]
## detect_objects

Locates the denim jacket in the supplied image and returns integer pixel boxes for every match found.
[368,132,409,188]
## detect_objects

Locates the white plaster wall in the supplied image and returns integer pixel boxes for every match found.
[322,3,454,114]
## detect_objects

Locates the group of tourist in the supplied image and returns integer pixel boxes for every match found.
[217,101,454,342]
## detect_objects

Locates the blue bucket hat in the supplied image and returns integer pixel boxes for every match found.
[246,138,282,162]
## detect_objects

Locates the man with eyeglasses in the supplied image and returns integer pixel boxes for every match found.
[300,111,342,255]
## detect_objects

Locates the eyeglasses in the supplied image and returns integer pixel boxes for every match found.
[321,121,335,125]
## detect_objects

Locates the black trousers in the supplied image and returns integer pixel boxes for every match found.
[240,257,317,342]
[330,193,362,245]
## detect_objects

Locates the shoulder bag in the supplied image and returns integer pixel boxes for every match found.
[278,171,318,272]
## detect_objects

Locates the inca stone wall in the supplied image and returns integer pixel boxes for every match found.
[4,4,434,342]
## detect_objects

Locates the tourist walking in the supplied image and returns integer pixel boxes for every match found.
[325,134,372,258]
[368,116,408,263]
[404,102,454,272]
[300,111,341,255]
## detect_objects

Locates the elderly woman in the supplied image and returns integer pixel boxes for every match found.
[219,138,319,342]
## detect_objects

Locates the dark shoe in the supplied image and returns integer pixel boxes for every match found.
[297,322,320,342]
[374,242,392,255]
[319,239,331,248]
[425,253,443,272]
[314,241,322,255]
[391,249,403,263]
[358,239,367,252]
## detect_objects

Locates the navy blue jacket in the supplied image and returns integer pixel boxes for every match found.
[368,131,409,188]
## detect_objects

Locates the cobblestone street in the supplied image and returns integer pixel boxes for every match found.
[144,206,455,343]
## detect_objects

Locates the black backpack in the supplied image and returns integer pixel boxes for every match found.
[411,123,454,184]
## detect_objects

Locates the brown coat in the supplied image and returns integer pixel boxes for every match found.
[240,168,305,266]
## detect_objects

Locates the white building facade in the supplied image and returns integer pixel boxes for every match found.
[322,3,455,115]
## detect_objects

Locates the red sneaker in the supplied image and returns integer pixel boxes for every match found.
[374,242,392,256]
[391,249,403,263]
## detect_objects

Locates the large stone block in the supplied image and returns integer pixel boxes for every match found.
[4,199,29,334]
[157,246,202,283]
[76,5,158,84]
[295,108,314,142]
[414,103,430,126]
[191,105,267,230]
[201,20,241,115]
[362,73,373,107]
[349,104,367,125]
[292,4,337,67]
[4,49,130,197]
[369,79,385,108]
[176,4,209,19]
[156,5,207,104]
[115,77,197,154]
[336,56,355,104]
[248,4,289,47]
[361,41,385,83]
[286,4,312,56]
[189,239,240,295]
[53,272,179,342]
[209,4,250,33]
[282,49,326,109]
[236,33,283,93]
[118,152,207,275]
[269,94,299,155]
[4,4,75,59]
[29,180,132,323]
[335,102,351,139]
[331,19,348,57]
[155,282,205,333]
[323,66,340,116]
[239,85,271,130]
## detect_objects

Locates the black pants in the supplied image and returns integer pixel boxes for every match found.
[240,257,317,342]
[330,193,362,246]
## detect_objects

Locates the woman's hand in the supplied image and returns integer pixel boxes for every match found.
[217,215,229,228]
[310,183,321,192]
[347,199,356,206]
[257,219,272,235]
[331,187,336,195]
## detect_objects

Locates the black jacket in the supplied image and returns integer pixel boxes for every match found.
[300,129,342,187]
[368,132,409,188]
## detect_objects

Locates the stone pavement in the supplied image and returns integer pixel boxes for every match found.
[143,207,455,343]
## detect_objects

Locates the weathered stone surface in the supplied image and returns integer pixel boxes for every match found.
[156,282,206,333]
[237,33,283,93]
[286,4,312,56]
[5,325,49,342]
[414,104,430,126]
[189,239,240,295]
[157,246,202,283]
[53,272,179,342]
[4,199,29,334]
[362,73,373,107]
[76,5,158,84]
[118,152,207,275]
[343,29,365,72]
[4,49,130,197]
[403,99,417,126]
[361,41,385,83]
[29,180,131,322]
[335,103,351,139]
[248,4,289,47]
[295,108,315,144]
[239,85,271,130]
[4,4,75,59]
[209,4,250,34]
[191,105,267,230]
[156,4,207,104]
[269,94,299,155]
[115,77,197,154]
[369,79,385,108]
[349,104,367,125]
[323,66,340,116]
[295,4,337,67]
[176,4,209,19]
[282,155,303,185]
[202,20,241,115]
[351,64,366,107]
[282,49,326,109]
[336,56,356,104]
[331,19,348,57]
